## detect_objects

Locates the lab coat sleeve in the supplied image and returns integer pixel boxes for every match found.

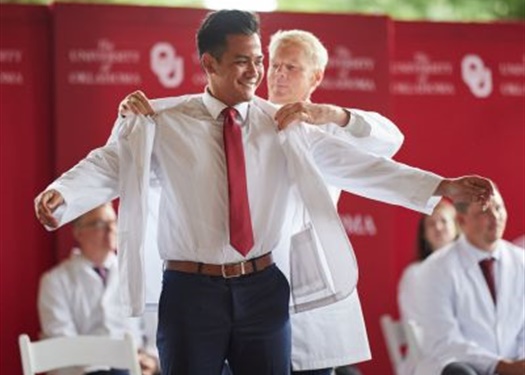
[45,114,144,228]
[45,141,120,228]
[303,126,441,214]
[324,109,404,158]
[37,272,78,338]
[417,256,501,375]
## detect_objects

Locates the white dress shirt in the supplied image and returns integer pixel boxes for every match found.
[414,236,525,375]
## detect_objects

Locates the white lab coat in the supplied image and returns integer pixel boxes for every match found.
[37,250,145,375]
[414,236,525,375]
[46,95,441,318]
[398,262,423,322]
[121,97,404,369]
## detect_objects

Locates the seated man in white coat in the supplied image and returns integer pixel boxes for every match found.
[414,187,525,375]
[38,203,159,375]
[119,28,403,375]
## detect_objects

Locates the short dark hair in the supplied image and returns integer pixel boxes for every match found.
[416,216,434,261]
[196,9,260,60]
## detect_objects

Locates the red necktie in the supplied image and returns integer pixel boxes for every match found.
[479,258,496,304]
[222,107,254,256]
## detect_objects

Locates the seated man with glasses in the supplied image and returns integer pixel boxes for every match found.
[37,203,159,375]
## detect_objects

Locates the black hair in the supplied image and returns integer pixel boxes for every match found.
[416,216,434,261]
[196,9,260,60]
[415,200,460,261]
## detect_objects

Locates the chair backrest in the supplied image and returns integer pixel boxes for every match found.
[380,314,425,375]
[380,314,407,374]
[18,333,142,375]
[404,319,424,360]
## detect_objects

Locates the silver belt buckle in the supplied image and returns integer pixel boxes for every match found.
[221,261,246,278]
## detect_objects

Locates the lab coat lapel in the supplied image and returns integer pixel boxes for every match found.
[496,247,511,322]
[459,248,496,320]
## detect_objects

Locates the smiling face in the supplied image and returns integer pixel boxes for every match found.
[203,33,264,106]
[458,191,507,252]
[267,41,323,104]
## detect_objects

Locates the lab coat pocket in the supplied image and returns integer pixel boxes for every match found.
[290,225,334,311]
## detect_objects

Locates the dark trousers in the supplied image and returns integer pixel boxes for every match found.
[292,365,362,375]
[335,365,362,375]
[292,369,332,375]
[157,264,291,375]
[442,362,480,375]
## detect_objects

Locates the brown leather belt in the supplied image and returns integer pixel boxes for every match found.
[165,252,273,279]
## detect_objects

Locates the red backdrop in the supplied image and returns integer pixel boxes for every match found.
[1,4,523,374]
[0,4,55,373]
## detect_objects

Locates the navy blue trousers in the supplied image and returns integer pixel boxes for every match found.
[292,365,362,375]
[292,369,331,375]
[157,264,291,375]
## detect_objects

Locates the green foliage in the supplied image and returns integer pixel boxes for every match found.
[0,0,523,21]
[277,0,525,21]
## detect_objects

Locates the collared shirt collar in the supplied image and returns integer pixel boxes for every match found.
[459,234,502,266]
[202,87,250,123]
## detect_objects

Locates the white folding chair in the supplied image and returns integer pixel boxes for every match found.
[404,319,423,360]
[380,314,423,375]
[18,333,142,375]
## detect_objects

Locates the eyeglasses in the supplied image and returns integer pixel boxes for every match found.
[79,219,117,231]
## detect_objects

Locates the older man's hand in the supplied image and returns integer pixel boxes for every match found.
[274,102,350,130]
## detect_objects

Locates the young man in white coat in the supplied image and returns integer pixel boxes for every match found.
[414,188,525,375]
[35,9,494,375]
[120,29,392,375]
[38,203,159,375]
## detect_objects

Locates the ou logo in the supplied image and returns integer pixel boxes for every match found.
[461,54,492,98]
[150,42,184,88]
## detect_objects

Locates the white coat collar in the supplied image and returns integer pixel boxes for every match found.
[459,235,502,269]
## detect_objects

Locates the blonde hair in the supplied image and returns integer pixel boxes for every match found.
[268,29,329,71]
